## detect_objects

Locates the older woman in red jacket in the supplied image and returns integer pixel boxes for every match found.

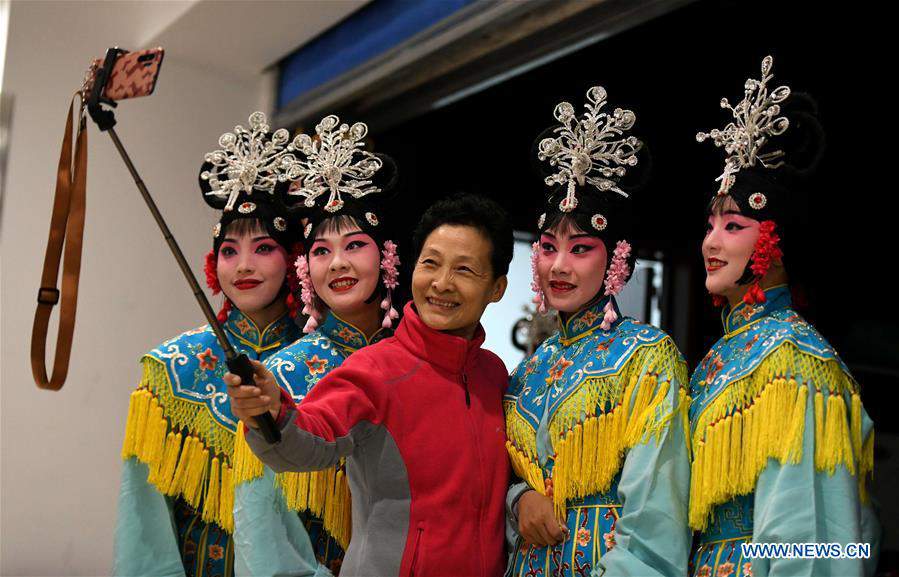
[228,193,514,577]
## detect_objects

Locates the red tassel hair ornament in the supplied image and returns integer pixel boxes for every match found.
[742,220,782,306]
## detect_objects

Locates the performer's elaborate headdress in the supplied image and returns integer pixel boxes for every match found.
[198,111,302,321]
[286,114,401,333]
[697,56,825,306]
[530,86,649,328]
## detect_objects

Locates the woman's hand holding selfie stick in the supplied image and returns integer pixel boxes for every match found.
[224,360,283,428]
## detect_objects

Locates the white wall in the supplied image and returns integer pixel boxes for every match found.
[1,2,266,574]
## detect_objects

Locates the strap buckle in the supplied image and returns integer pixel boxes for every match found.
[37,287,60,305]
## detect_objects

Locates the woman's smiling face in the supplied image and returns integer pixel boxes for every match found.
[307,220,380,317]
[702,196,761,300]
[536,220,608,314]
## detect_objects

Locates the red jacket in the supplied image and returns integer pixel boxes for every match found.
[247,302,510,577]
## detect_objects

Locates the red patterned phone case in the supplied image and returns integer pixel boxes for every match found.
[90,48,164,101]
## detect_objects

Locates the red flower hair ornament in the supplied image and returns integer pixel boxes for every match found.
[711,219,782,308]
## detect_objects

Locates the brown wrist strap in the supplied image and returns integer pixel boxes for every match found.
[31,94,88,390]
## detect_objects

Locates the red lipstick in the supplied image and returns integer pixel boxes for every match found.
[233,279,262,290]
[549,280,576,293]
[706,257,727,272]
[329,277,358,293]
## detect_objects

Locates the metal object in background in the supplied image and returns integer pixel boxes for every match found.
[512,304,559,357]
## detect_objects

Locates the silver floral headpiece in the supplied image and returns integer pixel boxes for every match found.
[696,55,792,195]
[287,115,384,214]
[200,111,303,212]
[537,86,642,214]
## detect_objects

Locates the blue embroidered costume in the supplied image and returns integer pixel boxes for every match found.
[113,310,302,577]
[231,312,390,576]
[688,286,876,577]
[505,296,691,577]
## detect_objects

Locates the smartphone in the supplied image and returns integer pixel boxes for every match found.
[90,47,164,101]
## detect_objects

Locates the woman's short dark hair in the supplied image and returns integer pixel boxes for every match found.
[412,193,513,278]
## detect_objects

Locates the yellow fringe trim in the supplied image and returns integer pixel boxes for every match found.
[121,359,239,532]
[506,338,687,519]
[689,342,872,531]
[232,416,352,549]
[276,466,352,550]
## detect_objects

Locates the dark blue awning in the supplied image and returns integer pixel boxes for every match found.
[277,0,476,110]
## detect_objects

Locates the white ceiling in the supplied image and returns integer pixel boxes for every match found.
[143,0,371,77]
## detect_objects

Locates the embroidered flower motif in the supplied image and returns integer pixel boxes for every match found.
[547,357,574,383]
[742,562,753,577]
[305,355,328,375]
[365,212,379,226]
[537,213,546,229]
[748,192,767,209]
[696,566,712,577]
[739,304,761,321]
[596,337,615,352]
[576,528,591,547]
[522,356,541,379]
[603,531,616,551]
[706,353,724,384]
[238,201,256,214]
[743,334,760,351]
[212,222,221,238]
[208,544,225,560]
[591,213,608,231]
[196,348,219,371]
[717,562,735,577]
[235,318,253,335]
[337,325,360,345]
[572,309,600,331]
[273,216,287,231]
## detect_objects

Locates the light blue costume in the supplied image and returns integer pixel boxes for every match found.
[232,312,390,576]
[504,296,691,577]
[113,310,302,577]
[689,285,878,577]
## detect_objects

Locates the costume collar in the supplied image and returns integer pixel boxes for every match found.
[319,311,390,352]
[395,301,486,374]
[722,284,791,337]
[558,295,620,345]
[224,309,296,354]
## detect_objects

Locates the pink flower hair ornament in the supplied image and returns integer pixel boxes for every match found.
[600,240,632,330]
[294,254,324,333]
[379,240,401,329]
[530,242,547,314]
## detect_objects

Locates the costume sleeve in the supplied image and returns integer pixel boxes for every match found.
[245,355,381,473]
[749,389,876,577]
[597,347,692,577]
[233,468,331,577]
[112,458,185,577]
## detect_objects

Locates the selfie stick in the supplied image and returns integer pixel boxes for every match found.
[86,47,281,443]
